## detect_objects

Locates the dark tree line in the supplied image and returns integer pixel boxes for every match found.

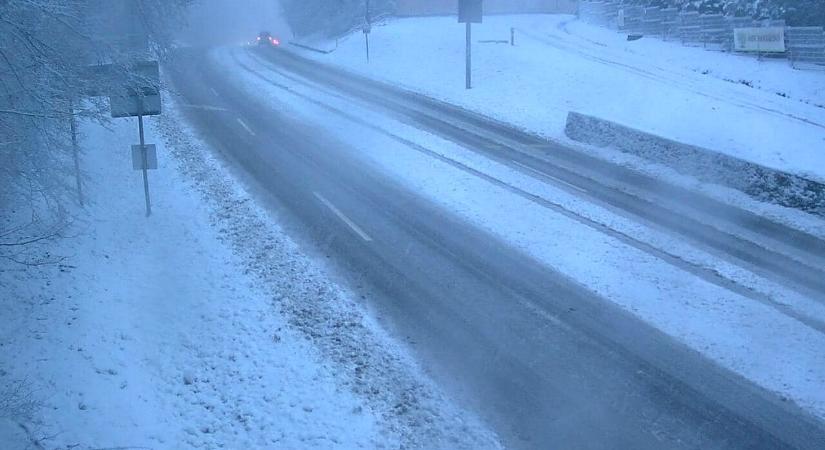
[627,0,824,25]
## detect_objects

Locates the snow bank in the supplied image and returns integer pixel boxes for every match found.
[296,14,825,182]
[0,419,28,450]
[155,91,500,449]
[0,107,381,448]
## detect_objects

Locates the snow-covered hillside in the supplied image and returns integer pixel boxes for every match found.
[297,14,825,182]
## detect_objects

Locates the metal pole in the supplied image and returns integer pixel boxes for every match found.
[68,100,83,206]
[466,22,472,89]
[365,0,371,62]
[138,113,151,217]
[511,27,515,46]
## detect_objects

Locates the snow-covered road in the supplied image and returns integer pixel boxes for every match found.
[161,41,825,448]
[4,13,825,450]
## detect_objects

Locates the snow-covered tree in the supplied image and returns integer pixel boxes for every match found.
[779,0,825,25]
[623,0,822,24]
[0,0,190,265]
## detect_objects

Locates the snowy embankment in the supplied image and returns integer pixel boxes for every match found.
[218,47,825,423]
[0,95,498,448]
[0,107,376,448]
[296,14,825,183]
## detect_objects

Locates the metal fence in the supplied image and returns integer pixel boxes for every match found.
[786,26,825,68]
[578,1,825,69]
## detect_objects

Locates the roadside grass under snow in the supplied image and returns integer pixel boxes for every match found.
[296,14,825,182]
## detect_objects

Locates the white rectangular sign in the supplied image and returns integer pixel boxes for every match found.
[131,144,158,170]
[734,27,786,53]
[112,92,162,118]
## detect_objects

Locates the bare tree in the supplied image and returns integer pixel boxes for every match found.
[0,0,191,265]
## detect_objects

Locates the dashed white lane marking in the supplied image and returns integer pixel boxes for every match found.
[512,160,588,194]
[210,87,220,97]
[313,192,373,242]
[236,118,256,136]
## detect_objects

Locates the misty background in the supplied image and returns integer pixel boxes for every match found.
[181,0,292,46]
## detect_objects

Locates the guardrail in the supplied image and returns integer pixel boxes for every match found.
[578,1,825,70]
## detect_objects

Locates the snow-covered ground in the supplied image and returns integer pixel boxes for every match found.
[217,47,825,423]
[0,110,378,448]
[296,14,825,182]
[0,96,498,448]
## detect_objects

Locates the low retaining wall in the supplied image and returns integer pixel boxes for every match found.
[564,112,825,216]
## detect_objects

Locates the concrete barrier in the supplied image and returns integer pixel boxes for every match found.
[564,111,825,216]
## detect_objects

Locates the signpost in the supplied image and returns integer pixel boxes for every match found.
[77,3,161,217]
[364,0,372,62]
[459,0,482,89]
[131,144,158,170]
[109,60,162,217]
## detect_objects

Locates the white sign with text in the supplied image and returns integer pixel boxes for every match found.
[734,27,786,52]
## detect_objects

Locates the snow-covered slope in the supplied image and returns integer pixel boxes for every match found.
[296,14,825,182]
[0,96,498,448]
[0,108,378,448]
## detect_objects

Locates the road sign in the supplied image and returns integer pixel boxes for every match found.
[460,0,482,89]
[132,144,157,170]
[459,0,482,24]
[734,27,786,53]
[111,88,162,118]
[110,61,162,117]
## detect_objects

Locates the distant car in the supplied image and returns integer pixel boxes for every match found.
[256,31,280,47]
